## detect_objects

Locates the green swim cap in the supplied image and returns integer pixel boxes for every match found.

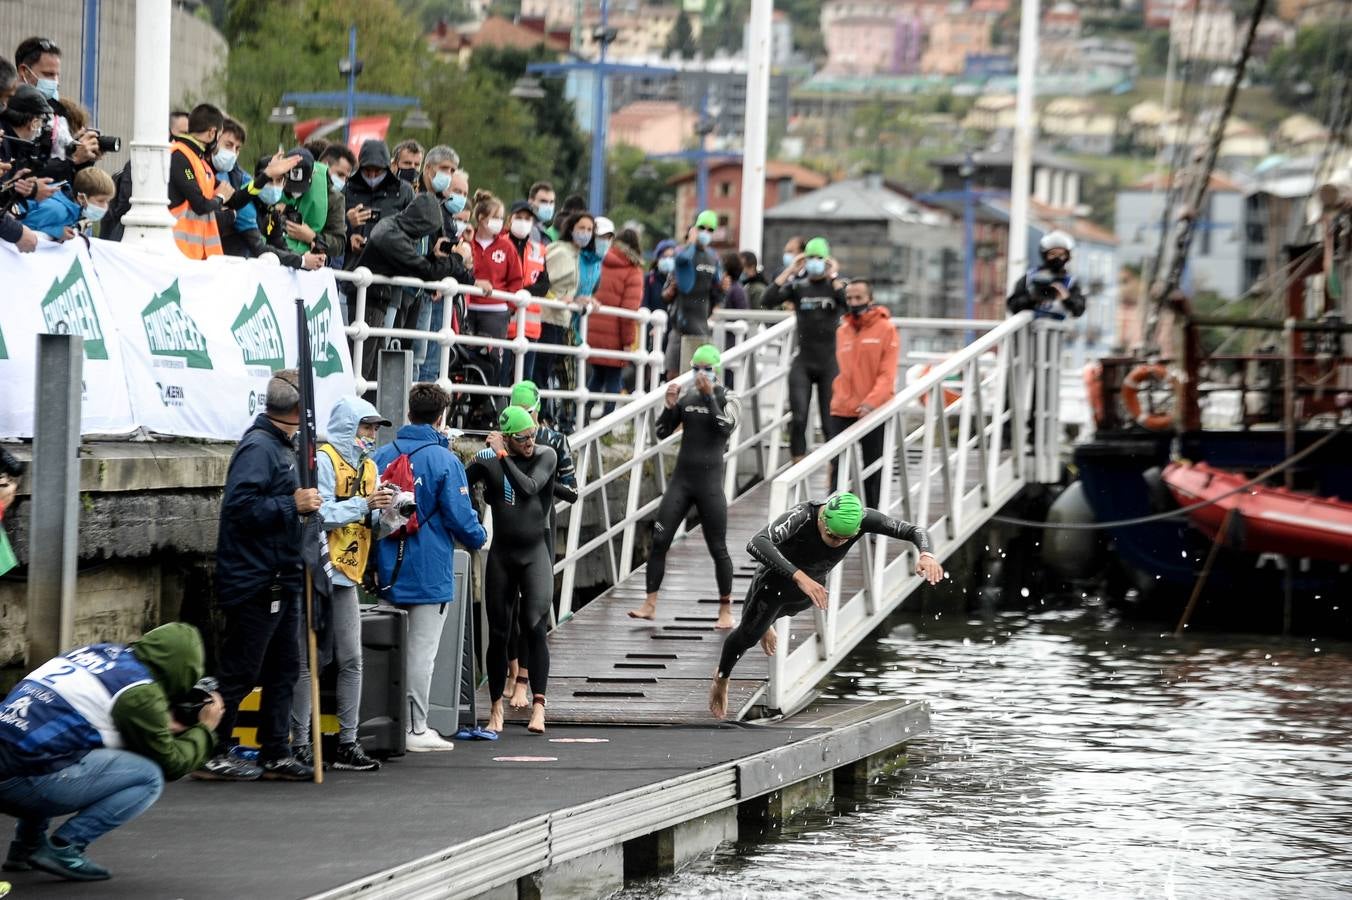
[695,209,719,230]
[805,236,830,258]
[499,405,535,436]
[509,380,541,412]
[690,344,721,369]
[822,492,863,538]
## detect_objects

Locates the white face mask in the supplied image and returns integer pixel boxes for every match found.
[510,217,533,239]
[485,217,504,237]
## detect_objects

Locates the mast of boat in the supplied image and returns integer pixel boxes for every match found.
[1005,0,1040,295]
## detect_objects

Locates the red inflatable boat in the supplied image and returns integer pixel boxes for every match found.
[1163,462,1352,564]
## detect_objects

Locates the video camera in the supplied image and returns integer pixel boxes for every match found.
[1026,268,1063,304]
[171,676,219,727]
[1,127,52,173]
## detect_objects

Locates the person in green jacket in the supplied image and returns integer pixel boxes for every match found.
[0,623,221,882]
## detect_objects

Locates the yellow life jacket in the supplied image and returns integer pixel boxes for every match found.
[318,443,377,582]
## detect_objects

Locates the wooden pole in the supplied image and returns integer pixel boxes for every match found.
[1174,506,1236,637]
[304,567,323,783]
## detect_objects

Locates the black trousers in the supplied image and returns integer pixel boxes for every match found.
[486,544,553,702]
[646,473,733,597]
[788,355,837,458]
[213,584,302,762]
[716,571,812,678]
[829,414,885,509]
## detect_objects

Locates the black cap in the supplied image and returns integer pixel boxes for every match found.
[282,147,314,198]
[4,85,51,120]
[508,199,536,219]
[359,414,393,427]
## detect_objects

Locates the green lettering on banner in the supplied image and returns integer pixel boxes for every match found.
[0,320,7,360]
[306,289,343,378]
[231,287,285,371]
[141,279,214,370]
[40,257,109,360]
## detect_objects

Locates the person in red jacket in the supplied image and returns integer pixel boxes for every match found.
[829,280,898,507]
[586,221,644,424]
[468,190,524,388]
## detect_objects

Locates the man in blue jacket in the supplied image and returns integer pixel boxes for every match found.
[662,209,724,379]
[373,383,487,751]
[194,370,322,782]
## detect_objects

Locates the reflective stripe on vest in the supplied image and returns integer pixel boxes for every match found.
[508,240,547,339]
[318,444,377,582]
[0,644,153,758]
[168,140,223,259]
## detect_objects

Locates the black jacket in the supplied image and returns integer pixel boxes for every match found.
[342,141,413,257]
[1007,265,1086,318]
[355,193,469,306]
[215,416,303,604]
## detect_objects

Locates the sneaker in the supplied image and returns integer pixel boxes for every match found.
[405,729,455,752]
[27,836,110,882]
[3,838,38,872]
[292,744,315,768]
[191,754,263,782]
[334,741,382,771]
[260,756,314,781]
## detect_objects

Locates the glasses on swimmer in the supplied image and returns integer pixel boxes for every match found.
[508,430,538,443]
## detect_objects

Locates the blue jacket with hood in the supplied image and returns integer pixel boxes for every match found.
[371,423,486,604]
[318,396,387,588]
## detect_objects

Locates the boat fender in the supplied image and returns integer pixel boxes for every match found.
[1042,481,1104,581]
[1120,364,1179,431]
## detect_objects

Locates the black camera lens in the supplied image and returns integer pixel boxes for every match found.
[97,134,121,154]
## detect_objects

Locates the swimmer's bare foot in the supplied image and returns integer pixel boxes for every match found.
[760,628,777,656]
[507,659,519,686]
[487,699,504,733]
[628,595,658,620]
[527,697,546,734]
[708,675,730,720]
[716,598,734,630]
[510,675,530,709]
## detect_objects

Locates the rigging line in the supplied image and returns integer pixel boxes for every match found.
[1208,246,1324,356]
[990,424,1348,531]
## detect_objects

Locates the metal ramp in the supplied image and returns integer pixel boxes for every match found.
[489,311,1066,725]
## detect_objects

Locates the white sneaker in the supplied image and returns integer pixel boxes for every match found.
[405,729,455,752]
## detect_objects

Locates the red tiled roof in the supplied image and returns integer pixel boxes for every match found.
[668,160,828,188]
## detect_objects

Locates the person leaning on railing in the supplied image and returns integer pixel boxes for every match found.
[540,211,601,431]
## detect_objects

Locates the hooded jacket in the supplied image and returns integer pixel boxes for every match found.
[343,140,413,250]
[468,229,524,310]
[215,414,303,603]
[371,424,487,604]
[591,242,644,367]
[359,193,469,305]
[0,623,215,780]
[20,190,83,239]
[319,396,386,588]
[831,305,899,417]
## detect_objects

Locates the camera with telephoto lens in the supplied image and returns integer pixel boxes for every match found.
[96,133,121,154]
[379,482,417,517]
[171,676,219,727]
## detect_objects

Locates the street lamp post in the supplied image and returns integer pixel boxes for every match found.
[589,0,616,212]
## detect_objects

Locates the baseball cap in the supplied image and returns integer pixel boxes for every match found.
[282,147,314,198]
[595,216,616,237]
[509,199,537,219]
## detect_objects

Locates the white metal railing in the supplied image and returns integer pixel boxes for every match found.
[761,312,1066,713]
[334,268,670,407]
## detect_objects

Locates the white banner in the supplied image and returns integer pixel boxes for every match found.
[0,240,136,437]
[0,239,354,441]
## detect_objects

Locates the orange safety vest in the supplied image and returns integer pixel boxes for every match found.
[168,139,223,259]
[508,239,546,340]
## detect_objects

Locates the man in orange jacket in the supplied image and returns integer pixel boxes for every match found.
[829,281,898,507]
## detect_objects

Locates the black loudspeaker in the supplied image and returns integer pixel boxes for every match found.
[358,605,408,757]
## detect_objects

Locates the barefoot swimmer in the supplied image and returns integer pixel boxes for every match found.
[708,493,944,719]
[629,344,742,629]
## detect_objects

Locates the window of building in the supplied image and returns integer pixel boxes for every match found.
[718,181,734,198]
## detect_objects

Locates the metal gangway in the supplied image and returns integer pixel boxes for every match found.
[526,310,1068,723]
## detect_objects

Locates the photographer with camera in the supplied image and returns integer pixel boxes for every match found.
[0,623,222,881]
[1,85,61,218]
[352,192,470,382]
[1006,230,1086,320]
[343,139,413,262]
[288,397,393,772]
[12,38,107,186]
[231,152,323,270]
[194,370,321,783]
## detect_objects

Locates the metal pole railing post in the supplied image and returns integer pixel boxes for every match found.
[376,350,413,446]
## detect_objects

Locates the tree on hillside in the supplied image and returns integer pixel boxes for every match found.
[666,11,697,60]
[1265,23,1352,124]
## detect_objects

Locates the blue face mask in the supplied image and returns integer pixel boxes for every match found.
[83,202,108,223]
[34,78,59,102]
[356,436,376,454]
[594,238,612,257]
[657,256,675,274]
[697,231,713,247]
[783,252,796,269]
[259,184,283,205]
[805,258,827,277]
[572,230,592,247]
[444,192,466,215]
[330,173,346,192]
[431,171,452,195]
[534,202,554,224]
[212,149,237,174]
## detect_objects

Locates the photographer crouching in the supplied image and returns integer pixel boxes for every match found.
[0,623,222,882]
[1006,231,1086,320]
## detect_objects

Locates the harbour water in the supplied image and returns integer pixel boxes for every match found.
[619,604,1352,898]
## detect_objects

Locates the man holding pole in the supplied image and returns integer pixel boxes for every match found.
[194,370,320,782]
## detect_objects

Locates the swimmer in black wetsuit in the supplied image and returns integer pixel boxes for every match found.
[708,492,945,719]
[628,344,742,629]
[467,406,558,734]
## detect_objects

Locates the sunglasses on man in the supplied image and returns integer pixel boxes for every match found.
[508,430,538,443]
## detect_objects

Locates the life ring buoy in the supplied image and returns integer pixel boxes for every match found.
[908,363,961,408]
[1083,361,1106,426]
[1120,363,1178,431]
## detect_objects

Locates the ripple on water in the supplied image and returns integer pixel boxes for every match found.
[618,611,1352,899]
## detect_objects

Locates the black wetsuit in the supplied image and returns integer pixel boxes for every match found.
[467,445,558,702]
[647,382,741,597]
[509,424,576,665]
[716,501,933,678]
[763,277,846,457]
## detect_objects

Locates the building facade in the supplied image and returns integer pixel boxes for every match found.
[671,160,829,249]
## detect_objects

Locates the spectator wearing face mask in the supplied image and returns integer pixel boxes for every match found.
[391,139,423,186]
[343,139,414,264]
[468,191,524,388]
[412,147,471,382]
[661,209,725,380]
[536,212,598,427]
[212,118,255,257]
[232,153,324,270]
[19,165,115,241]
[587,224,644,422]
[168,103,244,259]
[739,251,769,310]
[316,144,355,268]
[0,84,61,242]
[12,37,103,185]
[643,239,677,313]
[528,181,555,243]
[503,199,551,386]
